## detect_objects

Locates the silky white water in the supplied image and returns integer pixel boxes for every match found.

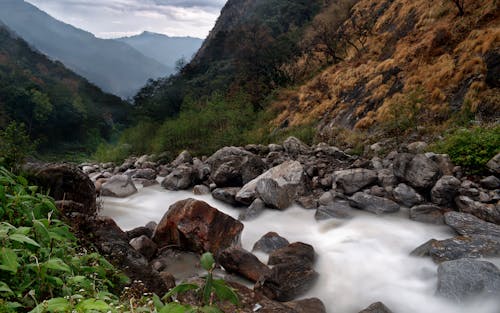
[101,185,500,313]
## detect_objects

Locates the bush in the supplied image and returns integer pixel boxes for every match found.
[432,125,500,174]
[0,122,36,171]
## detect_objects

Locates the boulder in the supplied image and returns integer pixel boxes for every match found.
[283,136,310,156]
[378,169,398,188]
[428,235,500,262]
[130,235,158,260]
[256,178,292,210]
[296,195,318,210]
[219,247,271,282]
[393,153,441,189]
[318,191,335,206]
[431,176,461,207]
[333,169,378,195]
[358,302,394,313]
[349,192,400,215]
[409,205,444,224]
[268,242,315,267]
[407,141,428,154]
[171,150,192,167]
[131,168,157,180]
[315,200,353,220]
[236,161,307,205]
[455,196,500,224]
[206,147,266,187]
[193,184,210,195]
[480,176,500,190]
[252,232,290,254]
[161,165,194,190]
[486,152,500,174]
[126,226,153,240]
[152,199,244,256]
[393,183,424,207]
[444,212,500,237]
[212,187,241,206]
[101,175,138,198]
[239,198,265,221]
[284,298,326,313]
[437,259,500,301]
[192,158,211,182]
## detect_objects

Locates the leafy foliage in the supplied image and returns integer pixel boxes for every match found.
[0,121,36,171]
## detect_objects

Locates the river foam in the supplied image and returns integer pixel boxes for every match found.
[101,185,500,313]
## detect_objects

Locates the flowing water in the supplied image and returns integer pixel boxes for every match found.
[101,185,500,313]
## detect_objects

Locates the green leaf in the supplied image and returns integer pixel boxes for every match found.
[0,281,14,295]
[75,299,110,312]
[162,284,199,301]
[0,248,19,273]
[212,279,239,305]
[159,303,195,313]
[203,274,213,305]
[29,298,71,313]
[43,258,71,273]
[200,252,215,271]
[153,294,165,310]
[9,233,40,247]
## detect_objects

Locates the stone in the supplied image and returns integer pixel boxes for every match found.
[219,247,271,282]
[131,168,157,180]
[244,144,270,155]
[55,200,85,216]
[192,158,211,182]
[236,161,307,205]
[268,242,315,267]
[256,178,291,210]
[393,153,441,189]
[358,302,394,313]
[283,136,310,156]
[427,153,455,176]
[436,259,500,301]
[349,192,400,215]
[238,198,265,221]
[318,191,335,206]
[333,169,378,195]
[296,195,318,210]
[101,175,138,198]
[206,147,266,187]
[253,232,290,254]
[410,239,438,257]
[431,176,461,207]
[284,298,326,313]
[444,212,500,237]
[429,235,500,262]
[151,249,202,281]
[393,183,424,207]
[152,199,244,256]
[130,235,158,260]
[480,176,500,190]
[407,141,428,154]
[126,226,153,240]
[193,184,210,195]
[255,262,318,302]
[161,165,194,190]
[315,200,353,220]
[159,272,176,290]
[409,205,444,224]
[486,152,500,174]
[378,169,398,188]
[455,196,500,224]
[212,187,241,206]
[171,150,192,167]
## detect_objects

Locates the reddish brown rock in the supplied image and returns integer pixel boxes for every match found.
[219,247,271,282]
[268,242,315,266]
[152,198,244,256]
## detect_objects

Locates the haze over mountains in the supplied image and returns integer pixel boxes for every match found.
[0,0,202,98]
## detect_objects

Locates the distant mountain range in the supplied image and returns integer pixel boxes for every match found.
[116,31,202,69]
[0,0,202,98]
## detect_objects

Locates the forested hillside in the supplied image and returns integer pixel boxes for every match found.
[0,25,130,155]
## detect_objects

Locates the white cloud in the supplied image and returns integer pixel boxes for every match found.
[24,0,226,38]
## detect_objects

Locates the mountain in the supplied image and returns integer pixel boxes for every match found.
[116,31,202,69]
[0,23,130,152]
[0,0,171,98]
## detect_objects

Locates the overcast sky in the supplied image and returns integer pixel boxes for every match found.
[25,0,227,39]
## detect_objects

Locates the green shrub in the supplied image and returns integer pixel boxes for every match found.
[432,125,500,174]
[0,122,37,171]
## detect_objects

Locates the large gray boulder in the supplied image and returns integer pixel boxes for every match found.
[256,178,292,210]
[283,136,310,156]
[437,259,500,301]
[428,235,500,262]
[333,169,378,195]
[444,212,500,237]
[161,165,194,190]
[455,196,500,224]
[236,161,307,205]
[393,153,441,189]
[171,150,192,167]
[212,187,241,206]
[393,183,424,207]
[431,176,461,207]
[101,175,138,198]
[315,200,353,220]
[409,205,444,224]
[253,232,290,254]
[349,192,400,215]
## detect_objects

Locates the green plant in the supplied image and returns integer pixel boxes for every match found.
[0,122,37,171]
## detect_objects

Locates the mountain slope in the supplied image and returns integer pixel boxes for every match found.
[0,0,170,98]
[116,32,202,69]
[0,24,130,152]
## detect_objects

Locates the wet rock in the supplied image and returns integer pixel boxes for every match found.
[333,169,378,195]
[268,242,315,267]
[315,200,353,220]
[152,199,244,256]
[171,150,192,167]
[236,161,307,205]
[133,178,158,187]
[253,232,290,254]
[431,176,461,207]
[219,247,271,282]
[206,147,266,187]
[161,165,194,190]
[101,174,138,198]
[256,178,291,210]
[152,249,203,281]
[393,183,424,207]
[131,168,157,180]
[255,262,318,302]
[429,235,500,262]
[239,198,265,221]
[437,259,500,301]
[444,212,500,237]
[126,226,153,240]
[455,196,500,224]
[358,302,394,313]
[193,184,210,195]
[318,191,335,206]
[130,235,158,260]
[284,298,326,313]
[486,152,500,174]
[349,192,400,215]
[283,136,310,156]
[212,187,241,206]
[410,239,438,257]
[296,195,318,210]
[393,153,441,189]
[480,176,500,190]
[409,205,444,224]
